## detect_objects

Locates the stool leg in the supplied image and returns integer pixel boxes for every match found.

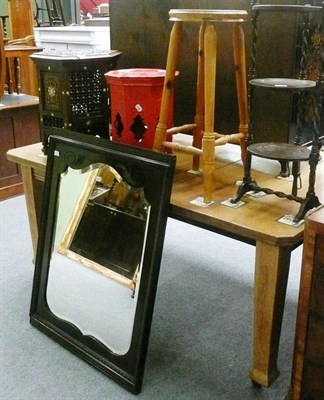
[192,21,206,171]
[202,21,217,203]
[232,22,248,168]
[154,21,182,152]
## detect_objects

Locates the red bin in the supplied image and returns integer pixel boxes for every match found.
[105,68,176,149]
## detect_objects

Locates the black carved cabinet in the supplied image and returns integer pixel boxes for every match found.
[31,50,121,153]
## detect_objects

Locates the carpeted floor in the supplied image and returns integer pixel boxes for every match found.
[0,195,303,399]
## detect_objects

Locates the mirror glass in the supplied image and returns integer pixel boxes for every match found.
[46,164,150,355]
[30,130,175,393]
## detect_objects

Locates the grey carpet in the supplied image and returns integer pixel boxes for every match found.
[0,195,302,399]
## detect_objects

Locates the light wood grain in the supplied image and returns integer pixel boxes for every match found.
[6,139,324,388]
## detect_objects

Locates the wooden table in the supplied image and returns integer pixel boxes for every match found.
[6,138,324,388]
[4,45,41,94]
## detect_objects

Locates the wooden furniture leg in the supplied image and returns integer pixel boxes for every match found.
[153,21,182,152]
[232,22,248,167]
[192,21,206,171]
[13,56,21,94]
[202,21,217,203]
[154,10,248,204]
[20,165,39,257]
[251,241,292,387]
[5,58,13,94]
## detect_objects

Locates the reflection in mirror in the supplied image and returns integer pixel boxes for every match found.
[30,130,176,393]
[47,164,150,354]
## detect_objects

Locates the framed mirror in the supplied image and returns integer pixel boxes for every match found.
[30,129,175,394]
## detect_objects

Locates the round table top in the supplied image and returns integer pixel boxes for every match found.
[248,143,311,161]
[250,78,316,91]
[169,9,248,22]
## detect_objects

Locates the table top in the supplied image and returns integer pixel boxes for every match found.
[0,93,39,110]
[4,44,42,58]
[29,49,122,61]
[250,78,316,91]
[7,137,324,248]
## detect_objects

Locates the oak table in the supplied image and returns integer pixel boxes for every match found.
[7,137,324,388]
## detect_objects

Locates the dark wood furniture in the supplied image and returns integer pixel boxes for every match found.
[248,1,324,145]
[7,136,323,388]
[30,50,121,154]
[286,205,324,400]
[231,3,323,222]
[0,94,40,200]
[29,131,176,394]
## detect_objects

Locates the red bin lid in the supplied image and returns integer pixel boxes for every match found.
[105,68,167,79]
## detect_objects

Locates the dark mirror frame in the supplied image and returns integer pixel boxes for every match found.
[29,129,175,394]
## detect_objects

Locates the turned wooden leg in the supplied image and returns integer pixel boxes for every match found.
[6,58,13,94]
[192,21,206,171]
[202,21,216,203]
[154,21,182,152]
[13,57,21,94]
[232,22,248,168]
[251,241,292,387]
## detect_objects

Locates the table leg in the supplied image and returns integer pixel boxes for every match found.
[21,165,39,258]
[250,240,292,387]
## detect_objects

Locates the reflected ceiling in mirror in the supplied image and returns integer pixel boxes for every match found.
[30,129,175,394]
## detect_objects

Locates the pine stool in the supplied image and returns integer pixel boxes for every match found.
[153,9,248,203]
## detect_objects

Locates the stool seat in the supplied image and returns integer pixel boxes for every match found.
[248,143,311,161]
[169,9,247,22]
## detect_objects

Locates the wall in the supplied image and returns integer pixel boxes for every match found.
[110,0,252,134]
